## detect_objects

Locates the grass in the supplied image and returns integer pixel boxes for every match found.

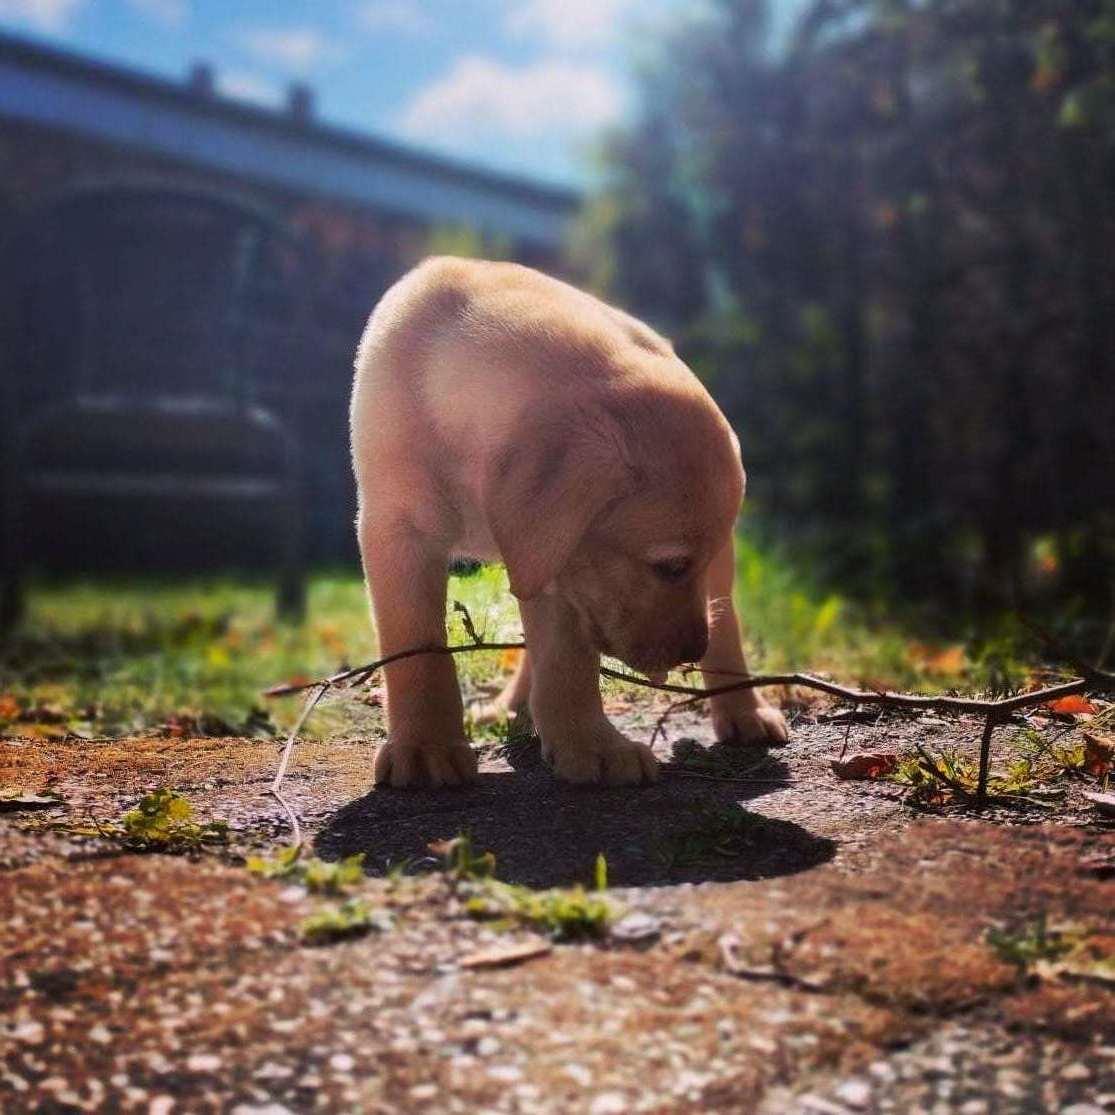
[0,534,1028,741]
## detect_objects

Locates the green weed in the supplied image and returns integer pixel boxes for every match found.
[246,847,366,894]
[118,787,229,851]
[433,831,616,941]
[986,913,1079,970]
[465,880,614,942]
[300,898,389,945]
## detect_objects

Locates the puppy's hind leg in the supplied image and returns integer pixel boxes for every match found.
[360,511,477,788]
[472,650,532,726]
[521,596,657,786]
[700,536,789,746]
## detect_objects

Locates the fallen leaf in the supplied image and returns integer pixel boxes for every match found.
[459,940,552,970]
[0,695,21,721]
[1082,731,1114,778]
[829,752,898,780]
[499,648,524,672]
[0,790,63,812]
[1046,695,1096,716]
[1083,791,1115,818]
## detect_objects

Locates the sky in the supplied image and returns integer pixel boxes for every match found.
[0,0,712,187]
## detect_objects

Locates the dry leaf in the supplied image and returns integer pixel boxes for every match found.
[499,648,524,672]
[1082,731,1114,778]
[1083,792,1115,818]
[829,752,898,780]
[0,695,21,721]
[1045,695,1096,716]
[459,940,552,970]
[0,790,63,812]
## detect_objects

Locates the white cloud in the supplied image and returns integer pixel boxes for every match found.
[356,1,432,35]
[217,69,281,107]
[403,55,625,145]
[505,0,635,49]
[0,0,85,32]
[236,26,337,74]
[126,0,187,28]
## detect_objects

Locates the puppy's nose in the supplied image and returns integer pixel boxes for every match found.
[678,626,709,664]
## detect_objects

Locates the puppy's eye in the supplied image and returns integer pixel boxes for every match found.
[650,557,690,582]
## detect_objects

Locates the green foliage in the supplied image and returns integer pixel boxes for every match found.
[465,880,615,942]
[246,847,366,894]
[0,566,515,740]
[986,914,1078,970]
[434,831,615,941]
[431,832,497,881]
[594,852,608,893]
[119,788,228,851]
[300,898,388,945]
[892,727,1088,808]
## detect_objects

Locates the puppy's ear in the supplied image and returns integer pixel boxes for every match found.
[484,417,626,600]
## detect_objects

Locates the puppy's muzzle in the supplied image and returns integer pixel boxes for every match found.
[677,625,709,665]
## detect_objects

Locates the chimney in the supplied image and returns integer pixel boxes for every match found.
[187,61,215,98]
[287,82,314,124]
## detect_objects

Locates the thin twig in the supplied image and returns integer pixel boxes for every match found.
[267,682,328,849]
[269,642,1088,717]
[261,603,1095,812]
[976,714,1000,806]
[913,740,972,798]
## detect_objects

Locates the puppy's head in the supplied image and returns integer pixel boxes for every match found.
[485,378,743,675]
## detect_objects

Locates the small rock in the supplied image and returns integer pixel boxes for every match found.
[1059,1062,1090,1081]
[833,1078,872,1109]
[564,1063,593,1088]
[12,1021,44,1044]
[88,1023,112,1045]
[610,912,661,944]
[589,1093,629,1115]
[487,1064,522,1083]
[148,1098,175,1115]
[409,1084,439,1101]
[187,1054,222,1073]
[254,1062,294,1080]
[329,1053,355,1073]
[476,1037,501,1057]
[230,1106,296,1115]
[1059,1106,1106,1115]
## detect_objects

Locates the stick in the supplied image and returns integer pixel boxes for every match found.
[267,647,1088,719]
[267,682,327,849]
[976,714,999,807]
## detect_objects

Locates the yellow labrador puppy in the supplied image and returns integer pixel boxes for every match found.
[351,257,788,788]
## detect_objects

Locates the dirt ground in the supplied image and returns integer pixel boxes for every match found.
[1,694,1113,1114]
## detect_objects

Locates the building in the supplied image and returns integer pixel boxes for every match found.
[0,30,580,571]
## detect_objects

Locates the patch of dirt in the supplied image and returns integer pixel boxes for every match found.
[1,702,1113,1112]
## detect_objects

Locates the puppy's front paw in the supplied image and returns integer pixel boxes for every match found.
[543,722,658,786]
[710,695,789,747]
[373,735,478,788]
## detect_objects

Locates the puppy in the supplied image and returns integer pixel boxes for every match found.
[350,257,788,788]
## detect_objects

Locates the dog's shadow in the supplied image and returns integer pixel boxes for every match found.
[315,743,834,889]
